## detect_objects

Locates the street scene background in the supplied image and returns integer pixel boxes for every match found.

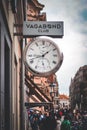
[39,0,87,95]
[0,0,87,130]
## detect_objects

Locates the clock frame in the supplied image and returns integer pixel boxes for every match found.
[23,37,63,76]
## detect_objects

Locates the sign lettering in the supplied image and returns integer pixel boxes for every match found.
[23,21,64,38]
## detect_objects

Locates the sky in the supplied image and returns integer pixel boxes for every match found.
[38,0,87,95]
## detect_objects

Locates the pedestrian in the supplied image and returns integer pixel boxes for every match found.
[82,111,87,130]
[61,115,71,130]
[41,111,57,130]
[31,116,39,130]
[55,117,61,130]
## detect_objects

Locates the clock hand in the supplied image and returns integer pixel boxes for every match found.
[42,49,52,57]
[29,55,43,60]
[29,49,52,60]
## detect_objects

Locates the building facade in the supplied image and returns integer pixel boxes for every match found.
[0,0,60,130]
[69,65,87,111]
[58,94,69,109]
[0,0,25,130]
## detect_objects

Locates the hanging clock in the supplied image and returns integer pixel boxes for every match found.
[23,37,63,76]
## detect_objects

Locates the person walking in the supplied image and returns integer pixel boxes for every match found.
[61,115,71,130]
[55,117,61,130]
[40,111,57,130]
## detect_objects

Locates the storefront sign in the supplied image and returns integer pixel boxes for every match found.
[23,21,64,38]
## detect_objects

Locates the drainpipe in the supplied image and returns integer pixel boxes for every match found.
[20,38,25,130]
[20,0,27,130]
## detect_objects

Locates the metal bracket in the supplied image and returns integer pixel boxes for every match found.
[13,24,23,36]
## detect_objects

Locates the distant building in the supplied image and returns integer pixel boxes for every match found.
[69,65,87,111]
[58,94,70,108]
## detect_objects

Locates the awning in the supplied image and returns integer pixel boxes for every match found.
[25,102,52,108]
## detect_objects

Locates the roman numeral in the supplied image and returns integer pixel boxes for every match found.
[35,42,38,46]
[53,48,56,51]
[42,40,45,45]
[53,61,57,64]
[35,65,38,69]
[30,60,34,64]
[53,54,57,57]
[28,54,32,57]
[30,48,34,50]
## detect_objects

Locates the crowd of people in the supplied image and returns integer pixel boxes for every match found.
[27,108,87,130]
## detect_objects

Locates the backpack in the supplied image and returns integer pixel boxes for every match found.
[61,120,71,130]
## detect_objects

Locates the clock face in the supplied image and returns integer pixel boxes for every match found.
[24,37,63,76]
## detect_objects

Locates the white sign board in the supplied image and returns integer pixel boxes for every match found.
[23,21,64,38]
